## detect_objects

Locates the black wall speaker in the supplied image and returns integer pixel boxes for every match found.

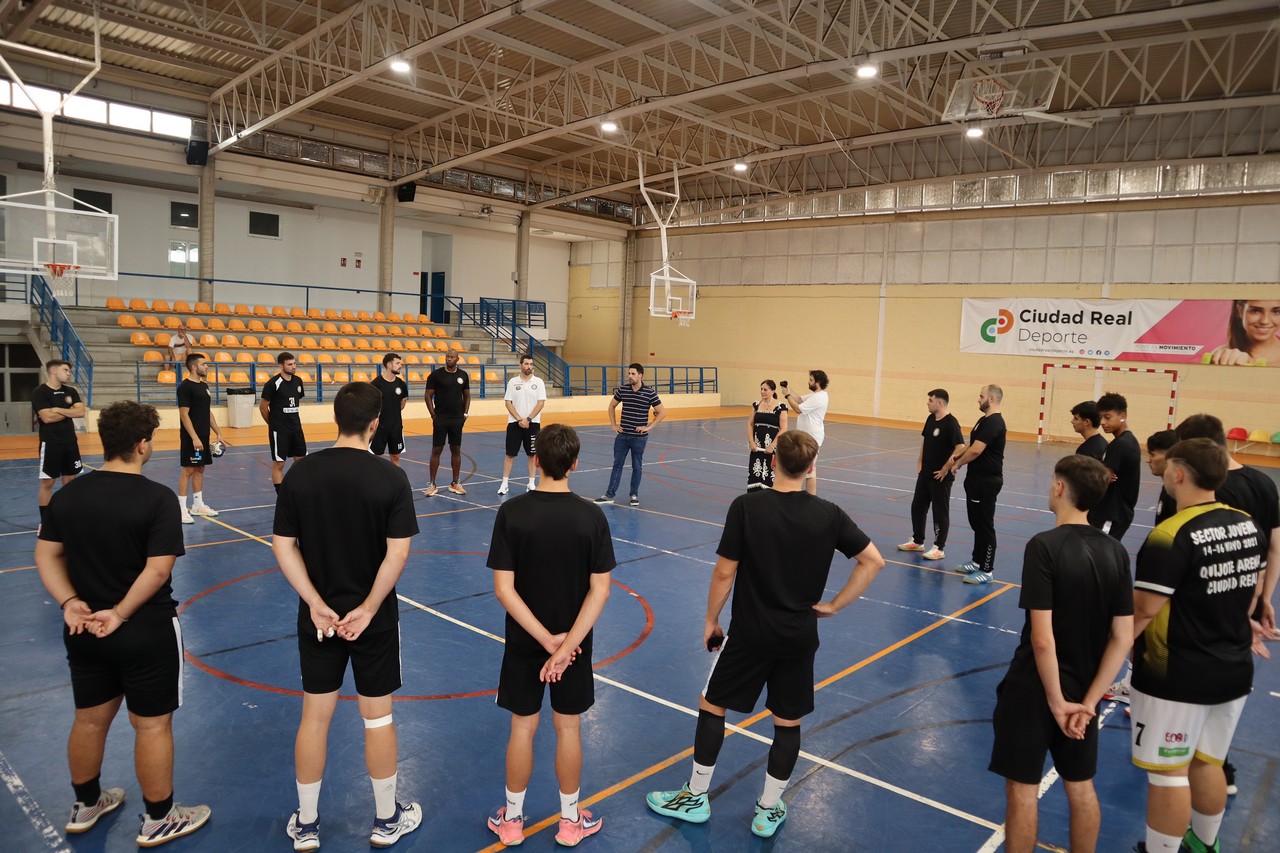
[185,140,209,166]
[395,182,417,202]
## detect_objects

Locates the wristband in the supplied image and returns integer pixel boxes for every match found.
[59,594,78,609]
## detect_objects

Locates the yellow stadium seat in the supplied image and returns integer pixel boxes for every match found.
[1249,429,1270,442]
[324,308,341,320]
[402,326,418,337]
[485,371,500,382]
[387,312,401,323]
[141,315,162,329]
[172,300,192,313]
[130,298,150,312]
[286,321,304,334]
[403,354,420,364]
[338,338,355,350]
[107,297,127,311]
[417,314,430,324]
[253,305,271,317]
[290,307,306,319]
[353,371,372,382]
[262,336,281,349]
[304,321,322,334]
[320,338,337,350]
[323,322,340,335]
[301,337,319,349]
[297,353,315,364]
[207,318,227,332]
[187,317,206,331]
[296,370,312,383]
[339,323,356,336]
[195,302,213,314]
[214,303,232,315]
[272,306,289,318]
[354,353,372,364]
[385,325,401,336]
[118,314,139,328]
[164,316,182,329]
[467,356,480,365]
[152,299,172,313]
[341,309,356,321]
[322,371,335,384]
[421,354,437,365]
[401,339,420,352]
[355,339,371,351]
[248,319,267,333]
[236,352,255,363]
[388,340,404,350]
[282,336,300,349]
[449,341,465,352]
[372,324,388,336]
[373,311,387,322]
[214,352,234,363]
[142,350,163,362]
[234,304,252,315]
[336,353,353,364]
[229,370,250,384]
[308,308,324,320]
[435,328,449,338]
[241,335,260,348]
[410,370,428,382]
[228,318,248,331]
[357,310,371,321]
[221,334,241,348]
[357,324,372,336]
[317,353,334,364]
[157,370,177,384]
[267,320,285,333]
[370,339,386,350]
[257,353,274,363]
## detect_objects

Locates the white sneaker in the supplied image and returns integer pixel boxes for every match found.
[922,547,945,561]
[527,479,536,490]
[1103,678,1131,704]
[136,803,211,847]
[180,509,194,525]
[497,480,509,495]
[370,801,422,847]
[190,504,219,517]
[66,786,125,833]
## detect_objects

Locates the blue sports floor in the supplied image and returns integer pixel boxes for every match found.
[1,414,1277,852]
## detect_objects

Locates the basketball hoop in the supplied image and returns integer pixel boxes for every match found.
[671,310,693,327]
[43,262,79,302]
[972,78,1007,117]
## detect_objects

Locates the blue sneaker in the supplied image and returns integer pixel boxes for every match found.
[286,810,319,851]
[370,802,422,848]
[953,561,980,574]
[751,800,787,838]
[645,785,710,823]
[963,570,994,584]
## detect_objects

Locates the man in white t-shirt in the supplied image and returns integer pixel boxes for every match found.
[166,322,192,365]
[499,354,547,496]
[782,369,829,495]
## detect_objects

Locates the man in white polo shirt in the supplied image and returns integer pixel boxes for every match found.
[499,354,547,496]
[782,369,829,495]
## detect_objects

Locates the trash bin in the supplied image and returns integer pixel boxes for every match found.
[225,387,257,429]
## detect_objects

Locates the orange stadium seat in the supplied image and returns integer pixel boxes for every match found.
[356,310,371,321]
[157,370,177,384]
[229,371,251,384]
[228,318,248,331]
[385,325,401,335]
[282,336,300,349]
[370,339,386,350]
[152,299,172,313]
[262,336,281,349]
[387,312,401,323]
[322,371,335,384]
[298,353,315,364]
[257,353,274,363]
[214,352,234,363]
[355,339,371,351]
[301,337,319,349]
[107,297,127,311]
[296,370,312,383]
[403,354,420,365]
[234,304,252,315]
[357,324,372,336]
[416,314,429,324]
[304,321,322,334]
[466,356,480,365]
[485,371,500,382]
[220,334,240,348]
[214,303,232,315]
[421,354,437,365]
[154,332,171,346]
[449,341,465,352]
[248,319,267,333]
[130,298,150,312]
[172,300,192,313]
[236,352,255,363]
[336,353,353,364]
[434,328,449,338]
[308,308,324,320]
[286,321,304,334]
[290,307,306,319]
[187,318,206,331]
[141,315,162,329]
[338,339,354,350]
[340,323,356,336]
[164,316,182,329]
[354,354,372,364]
[324,308,340,320]
[253,305,271,317]
[353,371,371,382]
[372,324,388,336]
[323,322,340,335]
[118,314,139,327]
[373,311,387,322]
[207,318,227,331]
[388,340,404,350]
[267,320,285,333]
[195,302,213,314]
[272,306,288,317]
[402,326,417,337]
[142,350,163,362]
[317,353,334,364]
[241,335,260,348]
[320,338,337,350]
[341,309,356,321]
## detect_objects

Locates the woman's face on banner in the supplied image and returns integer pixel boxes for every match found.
[1239,301,1280,345]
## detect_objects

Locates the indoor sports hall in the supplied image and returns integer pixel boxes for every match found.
[2,2,1279,852]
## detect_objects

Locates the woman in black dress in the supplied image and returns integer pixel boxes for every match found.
[747,379,788,490]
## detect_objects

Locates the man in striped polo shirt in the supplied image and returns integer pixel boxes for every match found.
[595,363,665,507]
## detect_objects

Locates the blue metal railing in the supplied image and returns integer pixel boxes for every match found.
[567,366,718,396]
[482,301,570,393]
[31,275,95,406]
[480,297,547,330]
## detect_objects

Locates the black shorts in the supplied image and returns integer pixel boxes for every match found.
[39,440,82,479]
[370,427,405,456]
[298,626,402,697]
[179,435,212,469]
[431,416,465,448]
[703,634,816,720]
[497,641,594,716]
[65,616,183,717]
[989,678,1098,784]
[269,424,308,462]
[505,422,540,458]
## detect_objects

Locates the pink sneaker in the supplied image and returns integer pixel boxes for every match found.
[554,810,601,847]
[487,807,524,846]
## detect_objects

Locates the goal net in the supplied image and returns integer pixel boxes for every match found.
[1038,363,1179,445]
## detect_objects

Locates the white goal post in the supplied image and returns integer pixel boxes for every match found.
[1038,363,1179,444]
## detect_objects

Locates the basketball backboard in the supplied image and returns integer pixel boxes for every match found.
[943,66,1060,122]
[0,190,118,279]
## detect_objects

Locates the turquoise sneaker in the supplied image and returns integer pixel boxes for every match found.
[963,571,994,584]
[953,561,980,574]
[645,785,710,823]
[751,800,787,838]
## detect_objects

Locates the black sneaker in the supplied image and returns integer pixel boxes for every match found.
[594,495,613,504]
[1133,843,1147,853]
[1223,760,1238,796]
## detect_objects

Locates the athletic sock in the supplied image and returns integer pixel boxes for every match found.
[692,707,726,767]
[296,779,321,825]
[501,477,509,489]
[193,491,203,506]
[688,762,715,796]
[528,478,535,488]
[559,789,579,823]
[767,724,801,781]
[177,494,187,511]
[72,775,101,806]
[758,773,789,809]
[504,787,526,821]
[1190,809,1224,847]
[145,794,174,821]
[1145,826,1184,852]
[371,773,397,821]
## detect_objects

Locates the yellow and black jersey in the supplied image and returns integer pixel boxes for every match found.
[1132,502,1264,705]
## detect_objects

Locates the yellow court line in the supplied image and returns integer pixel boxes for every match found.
[205,516,273,546]
[474,583,1016,852]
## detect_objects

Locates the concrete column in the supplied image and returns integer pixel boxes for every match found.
[515,211,531,301]
[620,234,637,366]
[378,187,396,314]
[197,156,216,304]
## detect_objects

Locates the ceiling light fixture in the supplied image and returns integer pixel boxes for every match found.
[390,58,411,73]
[600,119,618,133]
[965,126,985,138]
[733,161,748,172]
[855,63,878,79]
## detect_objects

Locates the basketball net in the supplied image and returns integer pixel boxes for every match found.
[45,263,76,302]
[671,311,692,327]
[973,78,1007,117]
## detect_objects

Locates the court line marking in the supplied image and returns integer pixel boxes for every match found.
[0,749,71,853]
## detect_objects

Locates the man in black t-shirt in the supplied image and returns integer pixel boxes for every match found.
[646,430,883,839]
[260,352,308,493]
[423,350,470,496]
[370,353,408,466]
[1129,438,1266,853]
[273,382,421,850]
[1088,393,1141,541]
[1071,400,1107,461]
[1147,430,1180,527]
[177,353,225,524]
[938,385,1007,584]
[898,388,965,561]
[989,455,1133,853]
[35,401,210,846]
[486,423,614,847]
[32,359,85,527]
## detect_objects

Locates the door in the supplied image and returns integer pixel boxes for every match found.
[423,271,447,323]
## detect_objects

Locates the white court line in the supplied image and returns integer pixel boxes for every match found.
[1272,691,1280,699]
[0,750,72,853]
[863,596,1020,636]
[610,536,716,566]
[975,701,1124,852]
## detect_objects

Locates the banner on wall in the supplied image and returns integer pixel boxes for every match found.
[960,298,1280,367]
